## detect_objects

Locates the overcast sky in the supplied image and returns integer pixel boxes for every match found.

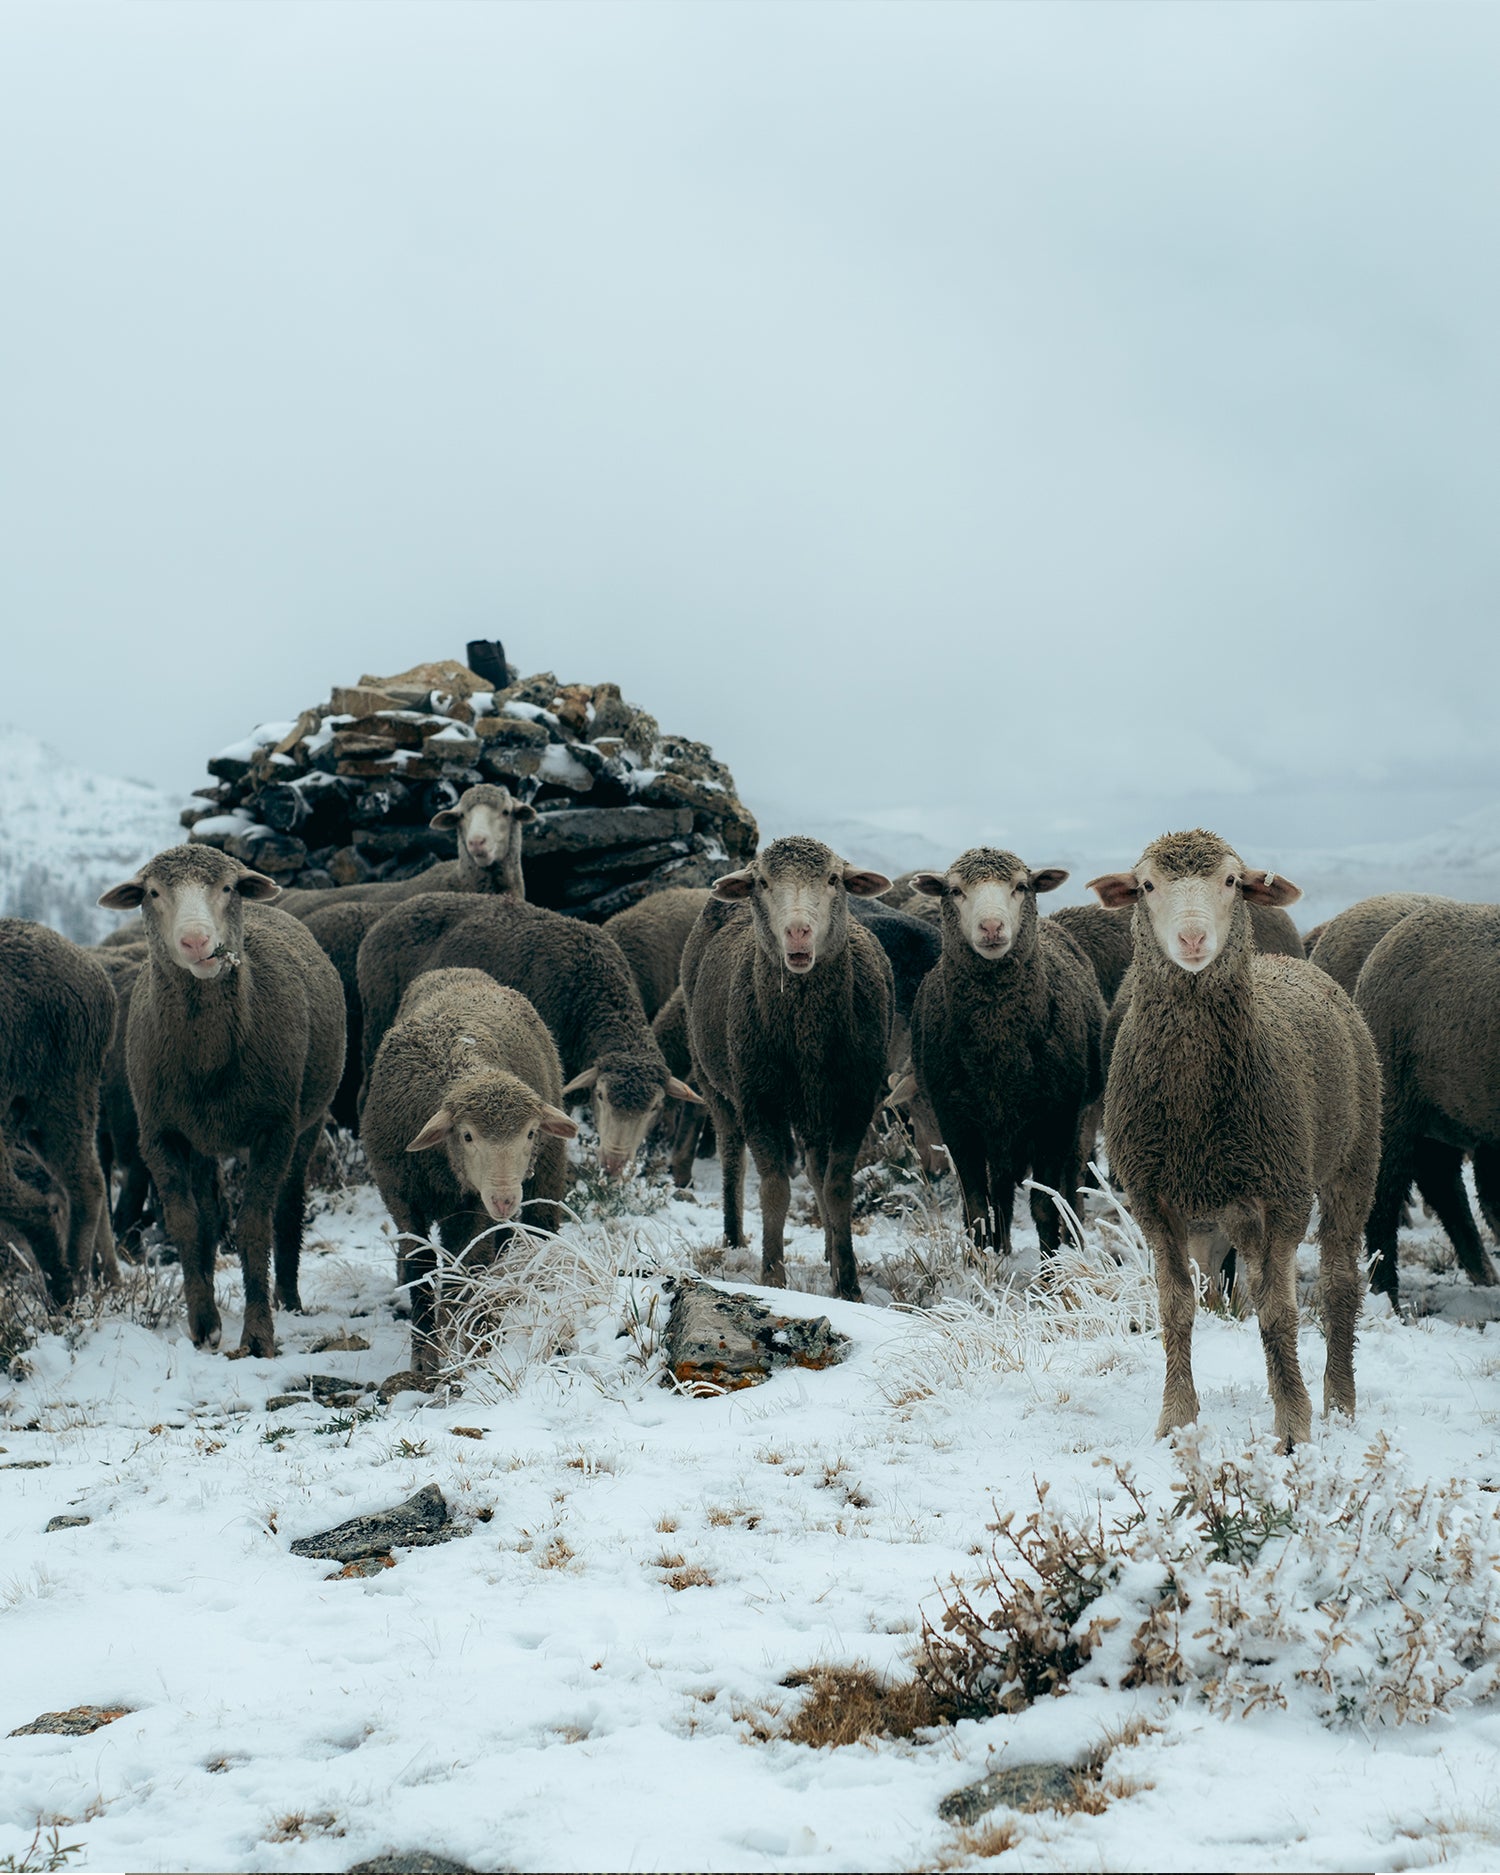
[2,2,1497,869]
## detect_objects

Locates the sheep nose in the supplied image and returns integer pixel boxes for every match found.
[1178,927,1208,956]
[178,928,214,961]
[486,1191,517,1219]
[785,922,813,944]
[601,1152,629,1178]
[978,919,1006,945]
[467,839,492,859]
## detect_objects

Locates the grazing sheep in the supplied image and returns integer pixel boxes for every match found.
[357,894,701,1176]
[0,920,118,1304]
[1088,830,1379,1449]
[1356,899,1500,1302]
[92,947,153,1250]
[1309,892,1444,997]
[604,887,711,1020]
[277,784,535,920]
[300,900,390,1129]
[362,968,577,1373]
[99,845,345,1357]
[681,837,894,1300]
[898,851,1104,1258]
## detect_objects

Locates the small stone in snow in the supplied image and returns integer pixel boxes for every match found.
[10,1705,133,1737]
[346,1856,486,1874]
[938,1761,1080,1824]
[44,1515,90,1532]
[290,1484,466,1563]
[311,1332,372,1353]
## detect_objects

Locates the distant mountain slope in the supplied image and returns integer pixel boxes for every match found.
[0,728,182,942]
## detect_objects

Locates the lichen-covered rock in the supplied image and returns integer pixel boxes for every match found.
[663,1280,851,1392]
[938,1761,1079,1824]
[289,1484,466,1563]
[10,1705,132,1737]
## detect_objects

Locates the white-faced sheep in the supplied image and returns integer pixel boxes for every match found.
[1355,899,1500,1303]
[99,845,345,1357]
[0,920,119,1304]
[361,968,578,1373]
[1089,829,1379,1450]
[899,851,1104,1258]
[357,894,701,1177]
[681,836,893,1300]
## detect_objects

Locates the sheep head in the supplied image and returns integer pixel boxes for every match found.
[406,1071,577,1223]
[430,784,536,876]
[99,844,279,981]
[712,836,890,974]
[1087,829,1301,976]
[910,849,1067,962]
[562,1055,703,1178]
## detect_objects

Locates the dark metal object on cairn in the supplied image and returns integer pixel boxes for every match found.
[180,655,757,918]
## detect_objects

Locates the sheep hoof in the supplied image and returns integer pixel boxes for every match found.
[238,1322,278,1360]
[276,1288,304,1312]
[1155,1401,1199,1439]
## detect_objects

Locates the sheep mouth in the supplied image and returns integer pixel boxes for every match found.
[973,939,1011,959]
[186,957,225,980]
[783,948,816,972]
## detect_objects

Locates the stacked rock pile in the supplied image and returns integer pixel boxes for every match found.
[180,648,757,918]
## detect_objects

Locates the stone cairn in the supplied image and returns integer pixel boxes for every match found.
[180,643,757,918]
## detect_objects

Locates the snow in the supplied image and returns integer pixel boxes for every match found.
[0,728,181,943]
[538,744,594,790]
[212,724,300,764]
[3,1163,1500,1874]
[503,700,561,730]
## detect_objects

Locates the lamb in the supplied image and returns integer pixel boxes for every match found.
[300,900,391,1129]
[1089,830,1380,1449]
[1355,899,1500,1302]
[897,851,1104,1258]
[277,783,535,920]
[1309,892,1444,996]
[604,887,711,1020]
[99,844,346,1357]
[361,968,577,1373]
[357,893,701,1175]
[681,836,894,1300]
[0,919,118,1304]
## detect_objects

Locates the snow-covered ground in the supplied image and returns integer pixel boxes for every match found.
[4,1149,1500,1875]
[0,731,182,944]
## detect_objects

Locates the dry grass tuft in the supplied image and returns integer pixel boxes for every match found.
[664,1563,715,1591]
[780,1665,945,1748]
[268,1811,343,1843]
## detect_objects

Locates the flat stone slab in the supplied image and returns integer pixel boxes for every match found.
[347,1856,483,1874]
[663,1279,851,1392]
[10,1705,133,1738]
[377,1368,440,1402]
[938,1761,1079,1824]
[311,1332,372,1353]
[44,1516,91,1532]
[290,1484,466,1563]
[525,805,693,857]
[1,1460,51,1470]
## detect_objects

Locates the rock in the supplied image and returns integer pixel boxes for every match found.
[377,1368,440,1402]
[266,1393,312,1412]
[44,1515,91,1532]
[290,1484,465,1563]
[663,1280,851,1392]
[330,1554,396,1580]
[303,1373,375,1405]
[346,1855,483,1875]
[311,1332,372,1353]
[1,1460,51,1470]
[524,805,694,858]
[10,1705,132,1737]
[938,1762,1080,1825]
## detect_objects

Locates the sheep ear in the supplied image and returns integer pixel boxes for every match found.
[235,871,281,902]
[512,803,538,824]
[885,1072,918,1108]
[909,871,950,898]
[1240,868,1302,908]
[98,878,146,910]
[666,1076,705,1105]
[406,1108,454,1152]
[711,869,754,900]
[1028,868,1069,895]
[538,1103,580,1139]
[843,867,893,897]
[429,809,462,831]
[560,1067,600,1097]
[1086,872,1139,908]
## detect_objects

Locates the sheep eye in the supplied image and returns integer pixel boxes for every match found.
[462,1131,473,1143]
[1142,882,1154,894]
[149,888,159,899]
[1226,874,1237,887]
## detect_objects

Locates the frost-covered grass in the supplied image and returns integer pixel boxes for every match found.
[3,1164,1500,1873]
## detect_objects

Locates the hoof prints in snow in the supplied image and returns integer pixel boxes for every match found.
[663,1277,851,1391]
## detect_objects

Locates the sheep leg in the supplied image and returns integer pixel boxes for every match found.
[704,1091,746,1249]
[1475,1145,1500,1244]
[34,1102,114,1298]
[819,1138,863,1304]
[1315,1179,1365,1421]
[1411,1137,1498,1287]
[668,1102,706,1190]
[271,1120,323,1312]
[112,1157,152,1253]
[0,1134,68,1305]
[1365,1120,1413,1304]
[1149,1217,1204,1438]
[234,1126,299,1358]
[945,1128,996,1254]
[149,1133,223,1349]
[1247,1234,1312,1451]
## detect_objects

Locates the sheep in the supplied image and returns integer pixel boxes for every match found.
[897,851,1105,1258]
[277,784,535,920]
[361,968,578,1373]
[357,893,701,1176]
[1046,905,1136,1006]
[1309,892,1444,997]
[1088,830,1380,1449]
[0,920,118,1304]
[604,887,711,1021]
[300,899,391,1130]
[1356,899,1500,1302]
[91,947,153,1250]
[681,836,894,1300]
[653,987,711,1188]
[99,844,346,1357]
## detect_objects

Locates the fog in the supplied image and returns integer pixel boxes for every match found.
[2,2,1497,868]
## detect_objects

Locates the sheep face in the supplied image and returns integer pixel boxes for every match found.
[562,1059,704,1177]
[407,1073,577,1222]
[910,850,1068,962]
[1087,829,1301,975]
[430,784,536,875]
[98,845,280,981]
[712,836,890,974]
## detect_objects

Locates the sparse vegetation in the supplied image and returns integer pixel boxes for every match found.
[0,1826,85,1873]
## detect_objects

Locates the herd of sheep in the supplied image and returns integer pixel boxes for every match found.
[2,779,1497,1448]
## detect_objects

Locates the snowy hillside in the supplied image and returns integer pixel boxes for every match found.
[0,729,183,943]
